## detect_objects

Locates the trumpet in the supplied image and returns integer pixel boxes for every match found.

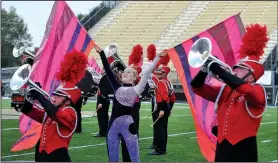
[10,64,51,110]
[13,41,36,59]
[188,37,233,82]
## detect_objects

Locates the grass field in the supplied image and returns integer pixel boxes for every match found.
[1,99,277,162]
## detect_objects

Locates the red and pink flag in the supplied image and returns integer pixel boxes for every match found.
[168,14,245,161]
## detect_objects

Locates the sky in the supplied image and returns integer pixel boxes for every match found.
[2,1,102,49]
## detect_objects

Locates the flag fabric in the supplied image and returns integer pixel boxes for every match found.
[88,56,101,74]
[13,1,98,152]
[11,125,42,152]
[168,14,245,161]
[31,1,96,94]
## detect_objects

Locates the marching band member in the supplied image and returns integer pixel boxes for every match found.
[95,88,110,137]
[150,53,171,155]
[190,24,268,162]
[13,49,88,162]
[121,44,143,162]
[95,69,111,137]
[94,43,166,162]
[146,44,160,150]
[166,76,176,116]
[22,55,34,65]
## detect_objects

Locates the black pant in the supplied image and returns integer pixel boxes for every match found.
[97,95,110,136]
[35,141,71,162]
[153,103,170,153]
[215,137,258,162]
[151,98,157,147]
[73,96,83,133]
[121,101,141,162]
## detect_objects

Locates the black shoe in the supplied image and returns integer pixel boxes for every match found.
[75,130,82,133]
[94,133,106,137]
[148,150,165,155]
[148,144,156,149]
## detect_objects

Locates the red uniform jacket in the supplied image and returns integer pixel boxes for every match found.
[152,75,159,86]
[192,83,266,145]
[155,77,170,103]
[25,106,77,154]
[164,78,176,103]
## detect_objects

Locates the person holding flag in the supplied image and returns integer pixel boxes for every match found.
[190,24,268,162]
[13,49,88,162]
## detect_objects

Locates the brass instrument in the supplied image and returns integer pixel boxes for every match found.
[13,41,36,59]
[188,37,233,82]
[10,64,50,110]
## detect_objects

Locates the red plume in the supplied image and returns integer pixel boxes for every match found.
[159,53,170,66]
[239,24,269,59]
[147,44,156,61]
[129,44,143,66]
[55,49,88,84]
[128,54,133,66]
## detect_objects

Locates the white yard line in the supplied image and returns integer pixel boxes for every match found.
[261,140,273,143]
[1,131,196,159]
[2,128,19,131]
[260,121,277,125]
[190,136,197,139]
[4,161,34,162]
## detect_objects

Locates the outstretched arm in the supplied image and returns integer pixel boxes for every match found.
[97,49,121,91]
[134,54,161,95]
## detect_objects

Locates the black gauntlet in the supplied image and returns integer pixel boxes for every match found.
[209,63,245,89]
[29,89,59,118]
[190,71,209,88]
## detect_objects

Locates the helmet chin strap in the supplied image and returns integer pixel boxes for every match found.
[57,98,69,108]
[241,70,254,82]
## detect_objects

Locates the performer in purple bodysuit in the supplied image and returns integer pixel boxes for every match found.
[94,44,166,162]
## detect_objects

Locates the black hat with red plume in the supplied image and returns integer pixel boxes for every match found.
[233,24,269,81]
[128,44,143,75]
[154,50,171,76]
[53,49,88,104]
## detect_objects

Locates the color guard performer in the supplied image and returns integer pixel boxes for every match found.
[190,24,268,162]
[121,44,143,162]
[12,49,88,162]
[95,43,166,162]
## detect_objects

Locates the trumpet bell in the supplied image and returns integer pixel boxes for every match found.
[10,64,31,91]
[188,37,212,68]
[12,41,35,59]
[13,42,26,57]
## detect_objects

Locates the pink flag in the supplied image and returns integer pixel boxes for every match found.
[14,1,99,151]
[88,56,101,74]
[168,14,245,161]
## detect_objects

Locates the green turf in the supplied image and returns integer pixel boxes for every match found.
[1,100,277,162]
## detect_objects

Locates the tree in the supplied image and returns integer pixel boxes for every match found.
[77,13,86,22]
[1,6,33,67]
